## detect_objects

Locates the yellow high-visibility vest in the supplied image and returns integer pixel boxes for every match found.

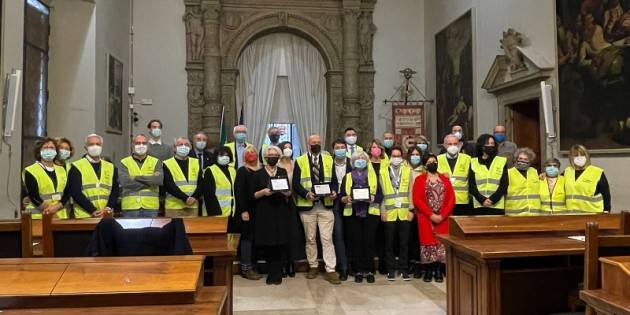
[295,153,334,207]
[343,166,379,216]
[23,162,68,219]
[540,176,567,214]
[505,167,541,216]
[206,164,236,217]
[72,158,114,218]
[164,157,199,210]
[120,155,160,211]
[345,145,364,158]
[437,153,471,204]
[380,164,411,221]
[565,165,604,213]
[225,142,252,169]
[470,156,507,209]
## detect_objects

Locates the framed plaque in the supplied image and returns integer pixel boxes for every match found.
[270,177,290,192]
[313,183,332,196]
[352,187,370,201]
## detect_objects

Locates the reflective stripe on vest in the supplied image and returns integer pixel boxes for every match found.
[437,153,471,204]
[343,167,379,216]
[23,162,68,219]
[564,166,604,213]
[206,164,236,217]
[505,167,541,216]
[470,156,506,209]
[539,176,567,214]
[164,157,199,210]
[72,158,114,218]
[120,155,160,211]
[295,153,334,207]
[380,164,411,221]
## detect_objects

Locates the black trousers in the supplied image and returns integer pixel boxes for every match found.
[346,215,379,273]
[408,216,420,264]
[262,245,283,281]
[384,220,410,272]
[451,203,472,216]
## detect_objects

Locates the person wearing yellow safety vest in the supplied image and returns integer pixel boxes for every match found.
[293,134,341,285]
[118,134,163,218]
[539,158,568,214]
[381,146,414,281]
[505,148,541,216]
[225,125,253,171]
[68,134,119,218]
[407,146,426,279]
[437,133,472,216]
[564,144,611,213]
[23,137,70,219]
[258,126,282,166]
[382,132,396,158]
[344,127,364,158]
[468,134,508,215]
[340,151,383,284]
[162,137,202,217]
[330,139,352,281]
[202,146,236,220]
[367,139,389,275]
[54,137,74,170]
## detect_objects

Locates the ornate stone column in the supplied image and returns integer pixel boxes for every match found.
[201,0,222,141]
[326,70,345,145]
[358,9,376,143]
[342,5,361,138]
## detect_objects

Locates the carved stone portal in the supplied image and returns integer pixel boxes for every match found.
[183,0,377,146]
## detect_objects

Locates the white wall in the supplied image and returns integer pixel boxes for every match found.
[48,0,96,155]
[424,0,630,211]
[132,0,188,145]
[0,1,25,218]
[372,0,425,138]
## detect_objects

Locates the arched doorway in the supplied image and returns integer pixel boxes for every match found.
[235,33,327,152]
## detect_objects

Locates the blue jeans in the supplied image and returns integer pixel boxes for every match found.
[121,209,159,218]
[332,201,348,272]
[240,239,254,270]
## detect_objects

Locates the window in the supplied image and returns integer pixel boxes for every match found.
[263,123,302,159]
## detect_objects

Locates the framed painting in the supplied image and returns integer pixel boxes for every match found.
[106,54,123,134]
[435,10,474,143]
[557,0,630,152]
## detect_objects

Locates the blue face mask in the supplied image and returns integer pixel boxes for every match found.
[150,128,162,138]
[176,145,190,157]
[235,132,247,143]
[40,149,57,161]
[334,149,347,158]
[494,133,505,143]
[410,155,421,166]
[217,155,230,166]
[383,139,394,149]
[545,166,559,178]
[354,159,367,169]
[418,143,428,151]
[58,149,71,161]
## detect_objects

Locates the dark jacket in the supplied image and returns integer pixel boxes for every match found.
[292,153,333,211]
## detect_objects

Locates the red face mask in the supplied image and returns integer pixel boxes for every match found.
[244,152,257,163]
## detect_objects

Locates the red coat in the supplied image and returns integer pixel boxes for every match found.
[412,173,455,246]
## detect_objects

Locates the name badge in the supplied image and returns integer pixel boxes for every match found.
[394,198,402,208]
[450,177,456,184]
[51,194,62,201]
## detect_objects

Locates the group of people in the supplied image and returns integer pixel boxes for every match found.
[21,119,612,286]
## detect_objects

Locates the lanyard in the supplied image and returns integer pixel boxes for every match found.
[389,166,402,194]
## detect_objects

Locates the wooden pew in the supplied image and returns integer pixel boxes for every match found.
[580,212,630,315]
[438,213,624,315]
[40,214,238,315]
[0,212,32,258]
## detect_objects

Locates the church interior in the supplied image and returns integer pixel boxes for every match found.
[1,0,630,314]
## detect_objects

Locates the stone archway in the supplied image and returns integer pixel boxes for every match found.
[183,0,377,146]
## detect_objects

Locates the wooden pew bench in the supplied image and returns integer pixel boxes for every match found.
[0,212,32,258]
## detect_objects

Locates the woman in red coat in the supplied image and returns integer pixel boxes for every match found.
[412,154,455,283]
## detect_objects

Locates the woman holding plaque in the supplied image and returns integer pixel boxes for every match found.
[234,146,262,280]
[412,154,455,283]
[340,151,382,283]
[252,145,292,285]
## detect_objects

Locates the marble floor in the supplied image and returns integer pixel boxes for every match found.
[233,273,447,315]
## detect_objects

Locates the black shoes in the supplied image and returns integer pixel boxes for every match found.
[366,272,375,283]
[339,269,348,281]
[423,266,433,282]
[434,264,444,283]
[413,264,424,279]
[401,271,411,281]
[288,263,296,278]
[387,271,396,281]
[266,277,282,285]
[354,272,364,283]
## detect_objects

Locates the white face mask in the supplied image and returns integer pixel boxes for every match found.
[345,136,357,145]
[446,145,460,156]
[574,156,587,167]
[134,144,148,156]
[454,131,463,140]
[390,157,403,166]
[87,145,102,157]
[283,148,293,158]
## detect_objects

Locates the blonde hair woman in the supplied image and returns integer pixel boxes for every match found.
[564,145,610,213]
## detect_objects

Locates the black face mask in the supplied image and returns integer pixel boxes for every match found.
[483,145,497,156]
[266,157,279,166]
[269,134,280,143]
[426,162,438,173]
[310,144,321,154]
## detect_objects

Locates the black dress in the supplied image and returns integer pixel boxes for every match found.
[252,167,291,246]
[234,166,257,240]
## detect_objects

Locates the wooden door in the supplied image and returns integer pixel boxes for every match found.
[510,99,541,171]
